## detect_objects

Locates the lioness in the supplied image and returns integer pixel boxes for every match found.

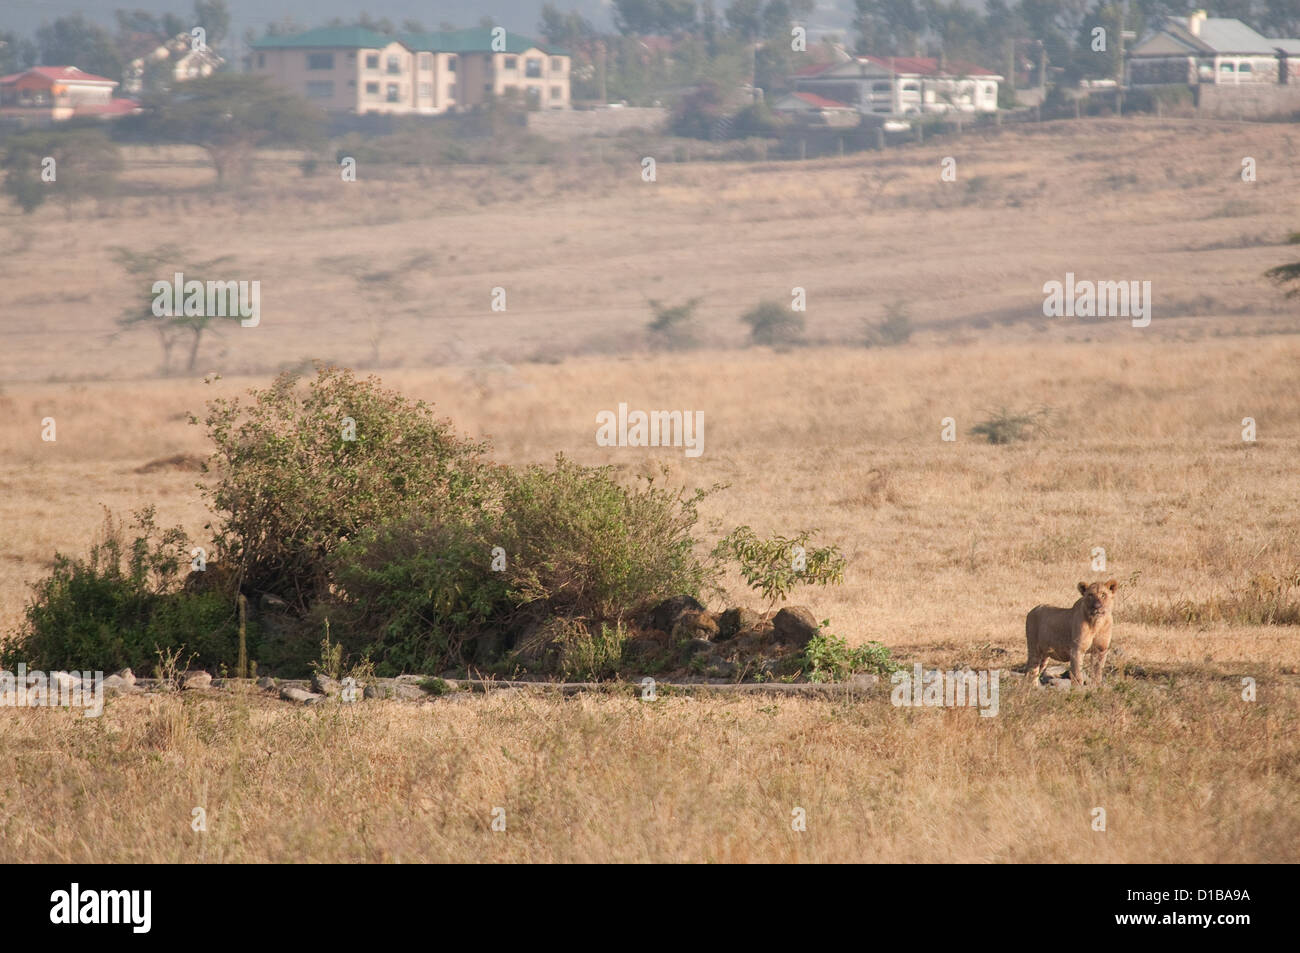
[1025,580,1118,685]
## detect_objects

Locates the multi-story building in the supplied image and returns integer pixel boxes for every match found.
[248,26,571,115]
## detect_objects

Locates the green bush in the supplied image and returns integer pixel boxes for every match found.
[740,299,805,349]
[198,363,493,612]
[646,297,701,350]
[330,516,511,675]
[500,456,718,623]
[864,302,913,347]
[2,125,122,214]
[2,508,241,673]
[970,405,1053,444]
[803,628,899,683]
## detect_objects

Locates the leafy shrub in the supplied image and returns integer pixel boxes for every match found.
[713,526,845,610]
[864,302,913,347]
[2,508,241,673]
[646,297,701,350]
[803,628,899,683]
[1,125,122,214]
[970,406,1053,444]
[198,363,493,612]
[740,300,805,349]
[330,515,511,675]
[500,456,717,623]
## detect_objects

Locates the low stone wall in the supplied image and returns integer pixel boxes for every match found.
[527,106,669,139]
[1195,83,1300,119]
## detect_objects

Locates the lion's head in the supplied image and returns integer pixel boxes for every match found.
[1077,579,1118,616]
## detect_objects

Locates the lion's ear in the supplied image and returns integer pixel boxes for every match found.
[1106,579,1118,592]
[1078,582,1088,595]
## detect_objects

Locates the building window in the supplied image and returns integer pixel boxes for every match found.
[484,82,492,93]
[387,83,400,102]
[871,81,891,93]
[305,81,334,98]
[366,81,379,96]
[504,56,517,70]
[347,51,355,60]
[550,85,562,100]
[550,57,562,71]
[419,53,432,71]
[526,86,541,104]
[448,83,456,99]
[366,53,379,69]
[256,53,265,68]
[307,53,334,70]
[448,56,457,72]
[526,58,542,78]
[387,54,401,74]
[1220,62,1235,72]
[419,82,432,98]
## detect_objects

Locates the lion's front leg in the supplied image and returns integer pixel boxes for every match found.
[1092,647,1109,684]
[1069,648,1086,686]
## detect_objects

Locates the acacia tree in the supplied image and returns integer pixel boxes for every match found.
[113,245,241,373]
[150,74,322,184]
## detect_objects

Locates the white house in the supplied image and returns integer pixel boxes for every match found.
[1129,11,1300,86]
[791,55,1001,118]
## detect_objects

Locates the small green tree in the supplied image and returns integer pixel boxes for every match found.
[149,74,323,183]
[198,363,493,611]
[1,126,122,215]
[112,245,242,373]
[713,525,845,612]
[740,299,805,348]
[646,297,701,350]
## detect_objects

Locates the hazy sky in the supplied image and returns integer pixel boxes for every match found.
[2,1,860,47]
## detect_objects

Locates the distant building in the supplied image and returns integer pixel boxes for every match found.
[0,66,140,123]
[791,56,1001,118]
[1129,11,1300,86]
[122,32,225,96]
[247,26,571,115]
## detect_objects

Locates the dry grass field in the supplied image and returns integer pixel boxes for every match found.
[0,117,1298,862]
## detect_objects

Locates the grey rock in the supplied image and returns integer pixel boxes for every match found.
[310,672,341,696]
[256,676,277,690]
[682,638,713,658]
[258,592,289,611]
[772,606,820,647]
[101,674,138,697]
[848,673,880,689]
[181,671,212,690]
[649,595,705,634]
[114,668,136,686]
[279,686,324,704]
[716,607,761,641]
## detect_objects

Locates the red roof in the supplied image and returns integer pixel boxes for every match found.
[794,62,835,77]
[0,66,118,88]
[790,91,853,109]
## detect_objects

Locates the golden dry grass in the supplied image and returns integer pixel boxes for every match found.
[0,118,1297,862]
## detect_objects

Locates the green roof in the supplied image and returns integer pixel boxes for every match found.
[249,26,393,50]
[398,29,557,55]
[250,26,565,56]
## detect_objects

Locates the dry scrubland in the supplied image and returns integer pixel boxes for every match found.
[0,118,1298,862]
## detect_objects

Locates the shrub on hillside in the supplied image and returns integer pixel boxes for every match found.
[198,363,494,612]
[1,508,242,673]
[740,299,805,348]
